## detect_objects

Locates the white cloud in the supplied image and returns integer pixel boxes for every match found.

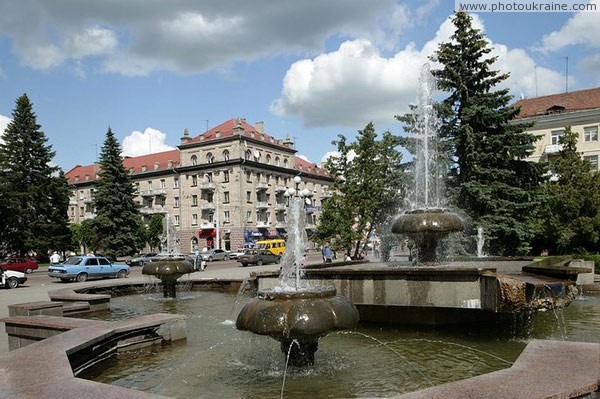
[0,114,10,145]
[541,0,600,52]
[271,13,567,127]
[320,150,357,166]
[122,127,174,157]
[296,154,310,163]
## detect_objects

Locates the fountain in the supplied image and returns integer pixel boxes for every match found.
[142,214,194,297]
[236,178,359,366]
[476,226,485,258]
[391,63,464,264]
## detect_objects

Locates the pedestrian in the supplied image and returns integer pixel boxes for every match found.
[321,244,333,263]
[50,252,60,265]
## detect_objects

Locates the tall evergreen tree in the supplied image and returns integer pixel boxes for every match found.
[318,123,405,258]
[534,127,600,254]
[0,94,71,257]
[92,128,144,257]
[432,12,545,255]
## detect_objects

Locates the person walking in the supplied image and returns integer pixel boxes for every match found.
[50,252,60,265]
[321,244,333,263]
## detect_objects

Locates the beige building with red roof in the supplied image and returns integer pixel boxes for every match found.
[66,118,333,252]
[513,87,600,169]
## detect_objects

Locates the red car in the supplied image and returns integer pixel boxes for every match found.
[1,257,39,274]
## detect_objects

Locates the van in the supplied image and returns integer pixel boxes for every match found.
[255,239,286,255]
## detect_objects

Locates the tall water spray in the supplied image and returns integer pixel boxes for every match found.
[277,196,310,291]
[412,63,445,210]
[160,213,180,255]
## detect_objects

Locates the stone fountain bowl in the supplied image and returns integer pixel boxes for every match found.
[236,286,359,341]
[142,258,194,278]
[391,208,464,234]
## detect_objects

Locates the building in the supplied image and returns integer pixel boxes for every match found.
[66,118,334,253]
[513,87,600,170]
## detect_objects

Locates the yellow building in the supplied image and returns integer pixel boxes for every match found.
[66,118,333,253]
[513,87,600,170]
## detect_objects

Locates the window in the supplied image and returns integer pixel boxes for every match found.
[223,170,230,182]
[147,180,152,189]
[223,150,230,161]
[174,197,180,208]
[246,171,251,182]
[191,175,197,186]
[283,159,289,168]
[551,129,564,145]
[174,178,179,188]
[266,154,271,164]
[584,155,599,171]
[191,155,198,166]
[207,152,214,164]
[204,173,212,182]
[160,179,166,189]
[246,191,252,202]
[174,215,180,226]
[191,214,198,226]
[275,156,280,167]
[156,197,165,206]
[584,126,598,142]
[192,195,198,207]
[245,150,252,160]
[224,210,230,223]
[223,191,230,203]
[246,210,252,222]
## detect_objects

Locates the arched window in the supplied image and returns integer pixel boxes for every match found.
[275,156,280,167]
[223,150,230,161]
[245,150,252,160]
[283,159,289,168]
[266,154,271,164]
[191,155,198,166]
[206,152,214,164]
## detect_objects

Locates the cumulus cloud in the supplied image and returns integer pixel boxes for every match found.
[320,150,357,166]
[0,0,407,76]
[541,0,600,52]
[272,14,565,127]
[122,127,175,157]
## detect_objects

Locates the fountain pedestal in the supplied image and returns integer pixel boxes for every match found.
[142,259,194,298]
[236,286,359,367]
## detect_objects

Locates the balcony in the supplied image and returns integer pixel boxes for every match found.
[153,188,167,196]
[140,205,168,215]
[274,203,287,211]
[321,190,333,198]
[199,222,216,230]
[256,202,269,209]
[200,182,215,191]
[83,198,93,204]
[256,221,271,228]
[274,221,287,229]
[201,203,216,211]
[545,144,563,154]
[275,185,287,193]
[140,190,155,197]
[69,199,78,205]
[83,212,95,220]
[256,181,269,191]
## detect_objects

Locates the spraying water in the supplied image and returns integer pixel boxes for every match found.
[277,196,310,291]
[476,227,485,258]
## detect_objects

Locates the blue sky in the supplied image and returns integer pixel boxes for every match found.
[0,0,599,171]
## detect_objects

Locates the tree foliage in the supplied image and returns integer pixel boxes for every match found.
[431,12,545,255]
[534,127,600,254]
[146,214,164,251]
[318,122,406,257]
[0,94,71,257]
[92,128,144,257]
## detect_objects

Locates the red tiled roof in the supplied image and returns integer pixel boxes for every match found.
[66,149,180,184]
[185,118,291,149]
[295,156,329,177]
[513,87,600,119]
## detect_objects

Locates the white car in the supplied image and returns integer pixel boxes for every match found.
[1,269,27,289]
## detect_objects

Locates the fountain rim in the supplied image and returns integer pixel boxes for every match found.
[257,285,337,300]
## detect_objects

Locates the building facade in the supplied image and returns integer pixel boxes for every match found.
[66,118,333,253]
[513,87,600,170]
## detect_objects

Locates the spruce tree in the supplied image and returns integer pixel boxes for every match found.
[0,94,70,257]
[432,12,545,255]
[92,128,143,257]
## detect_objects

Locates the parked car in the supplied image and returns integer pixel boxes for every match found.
[237,250,280,267]
[201,249,230,262]
[0,257,39,274]
[47,255,130,283]
[228,249,247,260]
[0,269,27,288]
[126,252,158,266]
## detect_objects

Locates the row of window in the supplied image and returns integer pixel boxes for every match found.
[164,211,315,227]
[551,126,599,144]
[189,150,291,167]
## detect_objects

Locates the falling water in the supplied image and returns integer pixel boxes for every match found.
[476,227,485,258]
[412,63,444,210]
[277,197,310,291]
[160,213,181,255]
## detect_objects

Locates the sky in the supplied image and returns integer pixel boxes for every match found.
[0,0,599,171]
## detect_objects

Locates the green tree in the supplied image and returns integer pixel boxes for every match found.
[146,215,164,251]
[534,127,600,254]
[432,12,545,255]
[318,122,405,258]
[70,219,96,255]
[0,94,71,257]
[92,128,144,258]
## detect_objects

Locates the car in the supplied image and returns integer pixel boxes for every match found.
[126,252,158,266]
[237,250,281,267]
[201,249,230,262]
[48,255,130,283]
[0,257,39,274]
[0,269,27,288]
[227,249,247,260]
